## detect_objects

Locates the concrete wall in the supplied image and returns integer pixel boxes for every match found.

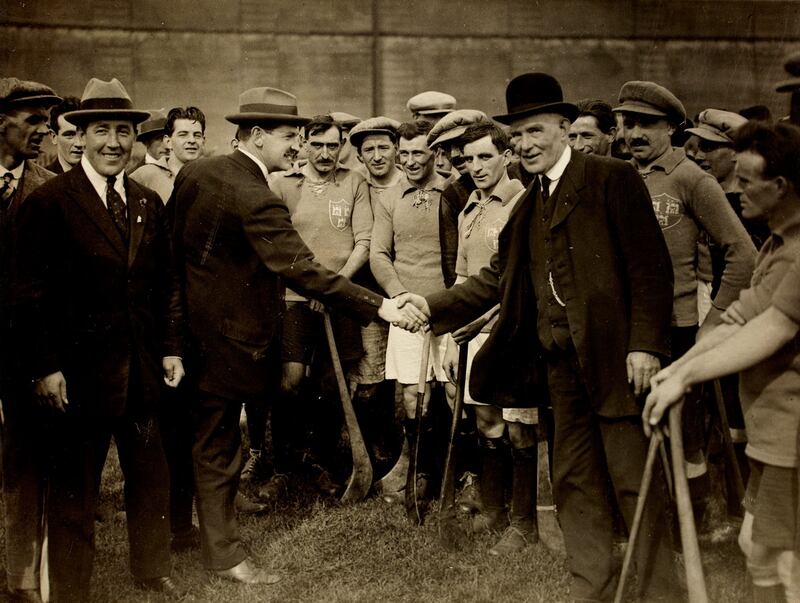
[3,0,799,154]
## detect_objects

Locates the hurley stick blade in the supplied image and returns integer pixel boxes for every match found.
[323,312,373,504]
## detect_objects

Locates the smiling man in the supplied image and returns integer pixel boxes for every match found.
[399,72,679,601]
[568,98,616,157]
[171,88,423,586]
[130,106,205,204]
[46,96,83,174]
[13,77,186,602]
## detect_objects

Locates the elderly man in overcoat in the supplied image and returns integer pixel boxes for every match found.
[13,78,186,602]
[403,73,679,601]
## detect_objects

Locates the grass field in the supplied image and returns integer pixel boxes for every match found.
[0,439,752,603]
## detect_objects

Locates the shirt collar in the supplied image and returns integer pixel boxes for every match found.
[634,146,684,175]
[399,171,447,197]
[145,153,169,170]
[237,147,270,182]
[464,173,524,214]
[81,155,126,203]
[544,144,571,184]
[0,161,26,180]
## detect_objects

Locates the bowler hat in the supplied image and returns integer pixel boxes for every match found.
[137,108,168,141]
[349,116,401,149]
[225,87,309,125]
[493,73,578,124]
[686,109,747,144]
[0,77,61,110]
[64,78,150,126]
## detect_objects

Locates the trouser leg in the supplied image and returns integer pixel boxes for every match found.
[114,413,171,580]
[160,383,195,536]
[191,392,248,570]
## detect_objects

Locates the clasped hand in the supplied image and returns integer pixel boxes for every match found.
[377,293,430,332]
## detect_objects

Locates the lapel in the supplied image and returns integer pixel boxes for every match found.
[69,165,128,261]
[125,176,148,268]
[549,151,586,231]
[230,149,269,185]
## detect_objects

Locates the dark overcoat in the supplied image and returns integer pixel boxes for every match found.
[12,164,182,418]
[171,150,382,401]
[428,151,674,418]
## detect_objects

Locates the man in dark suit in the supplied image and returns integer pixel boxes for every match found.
[0,76,60,603]
[403,73,679,601]
[171,87,423,585]
[45,96,83,174]
[13,78,187,602]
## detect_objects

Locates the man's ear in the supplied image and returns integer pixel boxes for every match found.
[774,175,791,198]
[163,133,172,151]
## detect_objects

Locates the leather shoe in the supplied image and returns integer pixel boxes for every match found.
[235,492,268,515]
[8,589,43,603]
[134,576,190,600]
[214,559,281,585]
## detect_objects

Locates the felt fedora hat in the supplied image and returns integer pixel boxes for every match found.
[64,78,150,125]
[225,87,310,125]
[493,73,578,124]
[137,108,168,141]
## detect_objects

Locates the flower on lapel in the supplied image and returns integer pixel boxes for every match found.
[138,198,146,207]
[137,215,143,223]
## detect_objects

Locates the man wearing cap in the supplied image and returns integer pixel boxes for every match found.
[370,120,455,521]
[46,96,83,174]
[568,99,616,157]
[12,77,186,602]
[170,87,423,584]
[129,108,169,174]
[401,72,678,600]
[130,106,206,204]
[0,76,60,603]
[615,81,756,521]
[406,90,456,128]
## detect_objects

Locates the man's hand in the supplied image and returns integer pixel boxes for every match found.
[443,337,459,383]
[163,357,185,388]
[721,300,747,326]
[395,292,431,318]
[378,296,427,332]
[452,315,488,345]
[34,371,68,412]
[626,351,661,397]
[308,299,325,313]
[642,370,690,436]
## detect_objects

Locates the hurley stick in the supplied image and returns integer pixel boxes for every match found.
[323,311,373,504]
[408,331,433,524]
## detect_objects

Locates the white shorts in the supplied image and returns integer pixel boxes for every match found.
[385,325,449,384]
[465,332,537,425]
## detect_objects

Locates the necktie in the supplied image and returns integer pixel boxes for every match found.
[541,175,550,202]
[106,176,128,241]
[1,173,16,209]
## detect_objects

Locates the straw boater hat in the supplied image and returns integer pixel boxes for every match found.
[64,78,150,126]
[493,73,578,124]
[225,87,309,125]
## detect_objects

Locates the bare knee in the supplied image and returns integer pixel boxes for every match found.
[281,362,305,398]
[508,422,536,449]
[475,406,504,439]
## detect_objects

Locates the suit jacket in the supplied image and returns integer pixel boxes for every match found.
[428,151,674,417]
[45,158,64,175]
[0,160,55,394]
[12,164,182,418]
[171,150,382,401]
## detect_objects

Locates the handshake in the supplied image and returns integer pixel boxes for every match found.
[377,292,431,332]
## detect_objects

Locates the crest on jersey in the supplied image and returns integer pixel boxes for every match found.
[485,218,505,252]
[329,198,352,231]
[650,192,683,229]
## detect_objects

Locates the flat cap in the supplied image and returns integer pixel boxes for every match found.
[686,109,747,144]
[614,80,686,123]
[426,109,491,148]
[0,77,61,109]
[406,91,457,115]
[329,111,362,128]
[137,108,168,141]
[349,116,401,149]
